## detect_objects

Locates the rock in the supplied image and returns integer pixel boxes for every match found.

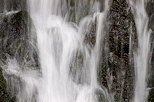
[0,10,29,61]
[0,10,38,102]
[0,68,16,102]
[148,88,154,102]
[146,0,154,17]
[149,14,154,31]
[99,0,136,101]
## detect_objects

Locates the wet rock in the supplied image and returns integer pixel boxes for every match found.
[0,10,28,102]
[0,11,29,61]
[147,0,154,31]
[99,0,136,101]
[0,10,38,102]
[146,0,154,17]
[67,0,103,23]
[148,88,154,102]
[149,14,154,31]
[84,18,96,48]
[0,68,16,102]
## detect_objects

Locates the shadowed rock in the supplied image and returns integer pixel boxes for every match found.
[0,10,38,101]
[99,0,136,102]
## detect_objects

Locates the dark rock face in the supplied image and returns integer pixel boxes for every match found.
[147,0,154,31]
[0,68,16,102]
[0,11,28,59]
[0,9,38,101]
[0,10,28,102]
[108,0,135,101]
[98,0,136,102]
[0,10,38,65]
[98,0,154,102]
[148,88,154,102]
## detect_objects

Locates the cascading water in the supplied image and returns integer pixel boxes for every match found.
[2,0,111,102]
[130,0,152,102]
[1,0,154,102]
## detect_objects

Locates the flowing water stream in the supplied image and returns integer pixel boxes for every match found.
[27,0,110,102]
[130,0,152,102]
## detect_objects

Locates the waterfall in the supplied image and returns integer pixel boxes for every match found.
[1,0,154,102]
[130,0,152,102]
[1,0,111,102]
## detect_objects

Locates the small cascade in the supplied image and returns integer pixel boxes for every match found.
[130,0,152,102]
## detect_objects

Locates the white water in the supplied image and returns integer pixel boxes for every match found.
[130,0,151,102]
[2,0,111,102]
[2,0,152,102]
